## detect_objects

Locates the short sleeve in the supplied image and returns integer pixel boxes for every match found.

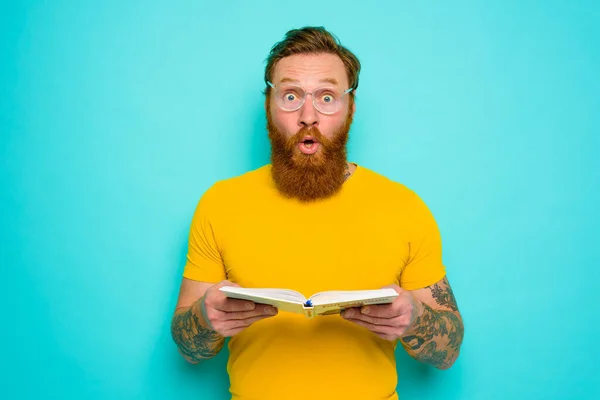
[182,183,227,283]
[400,191,447,290]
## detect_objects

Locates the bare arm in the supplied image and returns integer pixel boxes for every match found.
[171,278,278,364]
[171,279,224,364]
[341,276,464,370]
[400,277,464,369]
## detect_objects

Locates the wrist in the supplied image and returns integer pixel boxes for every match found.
[401,296,425,337]
[192,295,216,332]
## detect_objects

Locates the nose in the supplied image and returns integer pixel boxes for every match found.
[298,94,319,128]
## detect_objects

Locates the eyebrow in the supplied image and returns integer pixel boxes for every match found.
[319,78,339,85]
[279,77,339,85]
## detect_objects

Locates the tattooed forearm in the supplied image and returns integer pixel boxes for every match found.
[171,300,224,364]
[400,278,464,369]
[401,304,463,368]
[429,276,459,311]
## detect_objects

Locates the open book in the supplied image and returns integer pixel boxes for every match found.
[219,286,399,318]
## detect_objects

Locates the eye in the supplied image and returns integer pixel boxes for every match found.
[281,90,301,102]
[320,93,335,103]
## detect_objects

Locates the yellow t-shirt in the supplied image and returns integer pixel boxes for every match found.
[183,164,446,400]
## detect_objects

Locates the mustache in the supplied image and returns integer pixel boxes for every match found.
[287,126,327,145]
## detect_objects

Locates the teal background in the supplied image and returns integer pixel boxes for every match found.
[1,1,599,399]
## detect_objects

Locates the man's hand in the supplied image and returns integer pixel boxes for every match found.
[341,284,423,341]
[199,280,278,337]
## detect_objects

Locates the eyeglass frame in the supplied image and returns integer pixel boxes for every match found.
[266,81,354,115]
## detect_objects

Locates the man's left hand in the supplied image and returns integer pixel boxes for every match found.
[340,284,423,341]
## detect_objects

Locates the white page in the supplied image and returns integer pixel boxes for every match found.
[219,287,307,304]
[309,288,398,306]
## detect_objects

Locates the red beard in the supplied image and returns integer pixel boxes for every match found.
[267,101,354,202]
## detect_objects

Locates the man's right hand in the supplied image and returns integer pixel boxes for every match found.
[198,280,278,337]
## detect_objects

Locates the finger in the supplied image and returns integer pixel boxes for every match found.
[342,307,398,325]
[344,311,405,328]
[202,282,253,330]
[220,314,277,337]
[340,307,361,316]
[222,328,243,337]
[222,305,278,320]
[345,318,398,337]
[213,297,256,313]
[357,304,397,319]
[343,316,398,341]
[222,326,247,337]
[230,314,276,329]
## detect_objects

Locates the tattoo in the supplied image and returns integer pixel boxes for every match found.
[171,301,224,363]
[429,277,459,312]
[343,167,351,182]
[417,342,448,366]
[400,278,464,369]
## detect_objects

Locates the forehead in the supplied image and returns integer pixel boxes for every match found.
[272,53,348,88]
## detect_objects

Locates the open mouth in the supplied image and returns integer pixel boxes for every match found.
[298,136,320,154]
[302,138,316,148]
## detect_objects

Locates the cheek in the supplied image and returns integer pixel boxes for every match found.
[320,114,347,137]
[270,107,295,134]
[270,104,289,128]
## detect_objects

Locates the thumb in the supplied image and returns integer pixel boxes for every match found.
[382,283,403,295]
[215,280,239,288]
[204,280,239,304]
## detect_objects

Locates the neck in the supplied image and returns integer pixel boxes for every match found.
[344,162,356,181]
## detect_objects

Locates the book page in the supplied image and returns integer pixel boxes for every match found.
[309,288,398,306]
[219,287,308,313]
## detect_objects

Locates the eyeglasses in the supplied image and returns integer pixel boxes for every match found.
[267,81,353,115]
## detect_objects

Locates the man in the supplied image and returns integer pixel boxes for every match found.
[171,26,464,400]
